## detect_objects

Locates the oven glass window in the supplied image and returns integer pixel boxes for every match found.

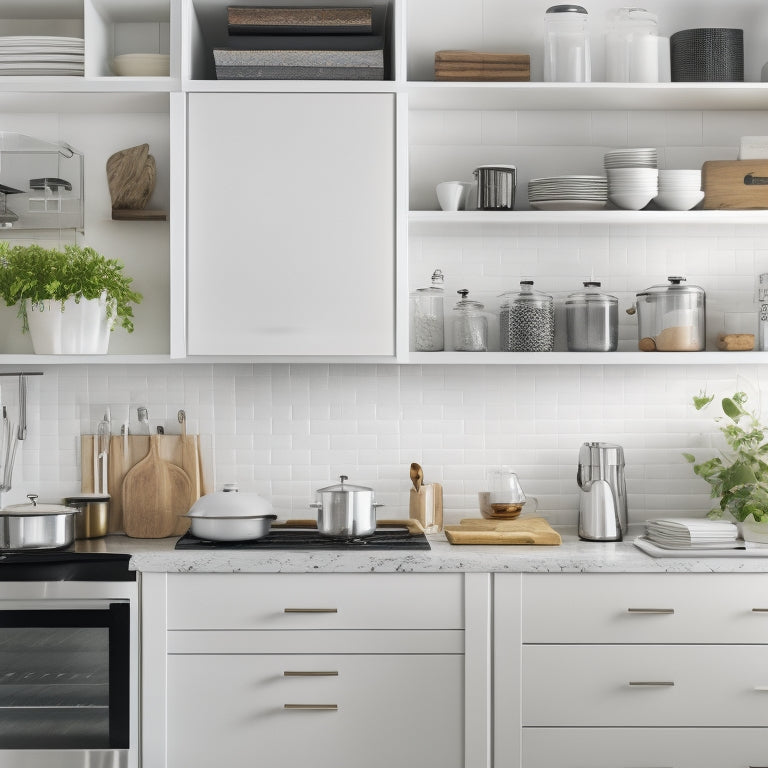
[0,605,129,749]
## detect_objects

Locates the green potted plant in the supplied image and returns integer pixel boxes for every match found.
[0,241,142,354]
[683,390,768,543]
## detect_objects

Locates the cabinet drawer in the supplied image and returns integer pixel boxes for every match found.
[522,645,768,726]
[167,573,464,630]
[167,653,464,768]
[522,727,768,768]
[522,573,768,643]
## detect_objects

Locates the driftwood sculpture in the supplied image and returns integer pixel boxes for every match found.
[106,143,156,210]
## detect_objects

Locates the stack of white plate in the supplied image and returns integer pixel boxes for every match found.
[654,169,704,210]
[111,53,170,77]
[527,175,608,211]
[0,36,84,76]
[603,147,658,169]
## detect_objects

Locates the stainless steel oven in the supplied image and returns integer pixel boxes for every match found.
[0,553,138,768]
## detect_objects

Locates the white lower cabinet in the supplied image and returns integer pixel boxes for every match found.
[523,728,768,768]
[166,653,463,768]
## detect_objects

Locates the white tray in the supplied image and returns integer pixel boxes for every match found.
[634,536,768,558]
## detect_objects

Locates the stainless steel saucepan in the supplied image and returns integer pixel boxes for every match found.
[0,494,77,550]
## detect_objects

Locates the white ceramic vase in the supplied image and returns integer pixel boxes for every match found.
[738,516,768,545]
[25,292,115,354]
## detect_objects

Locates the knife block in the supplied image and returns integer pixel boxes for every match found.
[81,434,207,535]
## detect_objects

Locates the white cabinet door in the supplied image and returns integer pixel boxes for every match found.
[167,653,464,768]
[187,92,395,356]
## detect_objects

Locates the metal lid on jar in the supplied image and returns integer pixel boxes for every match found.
[453,289,485,311]
[316,475,373,494]
[499,280,553,305]
[565,281,618,305]
[546,5,588,13]
[636,276,705,297]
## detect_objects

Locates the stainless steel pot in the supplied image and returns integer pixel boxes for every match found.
[0,494,77,550]
[183,483,276,541]
[310,475,384,538]
[64,493,111,539]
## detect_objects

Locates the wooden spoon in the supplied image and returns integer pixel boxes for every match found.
[410,462,424,492]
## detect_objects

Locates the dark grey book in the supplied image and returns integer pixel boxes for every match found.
[215,64,384,79]
[213,48,383,67]
[227,5,373,34]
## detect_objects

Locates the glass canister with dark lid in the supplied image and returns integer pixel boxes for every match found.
[565,281,618,351]
[499,280,555,352]
[632,275,706,351]
[451,289,488,351]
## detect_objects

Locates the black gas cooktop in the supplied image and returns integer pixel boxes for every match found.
[175,527,430,551]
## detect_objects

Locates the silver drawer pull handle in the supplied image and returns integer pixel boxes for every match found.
[752,608,768,612]
[754,686,768,692]
[284,608,338,613]
[284,671,339,677]
[627,608,675,614]
[284,704,338,711]
[628,681,675,687]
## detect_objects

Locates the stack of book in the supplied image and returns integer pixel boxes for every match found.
[434,50,530,82]
[643,517,740,549]
[214,5,388,80]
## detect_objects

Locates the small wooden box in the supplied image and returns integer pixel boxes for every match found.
[702,160,768,209]
[434,50,530,82]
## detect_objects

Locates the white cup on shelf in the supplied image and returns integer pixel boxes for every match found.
[436,181,471,211]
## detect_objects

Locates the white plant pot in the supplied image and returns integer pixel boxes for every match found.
[738,516,768,545]
[25,293,115,354]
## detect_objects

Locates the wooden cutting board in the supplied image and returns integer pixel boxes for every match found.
[702,160,768,209]
[121,434,195,538]
[445,517,561,546]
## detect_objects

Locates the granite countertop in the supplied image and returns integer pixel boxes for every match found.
[85,527,768,574]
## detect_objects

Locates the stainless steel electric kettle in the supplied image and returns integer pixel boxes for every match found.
[576,442,628,541]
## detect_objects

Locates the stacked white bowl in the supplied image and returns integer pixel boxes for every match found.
[604,148,658,210]
[654,169,704,210]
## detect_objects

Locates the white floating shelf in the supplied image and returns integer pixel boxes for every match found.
[407,351,768,365]
[405,81,768,111]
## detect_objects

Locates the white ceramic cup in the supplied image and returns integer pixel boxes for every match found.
[436,181,471,211]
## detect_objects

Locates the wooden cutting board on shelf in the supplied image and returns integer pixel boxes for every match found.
[702,160,768,209]
[82,434,203,535]
[444,517,561,546]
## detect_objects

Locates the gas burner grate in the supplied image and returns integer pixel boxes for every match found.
[175,527,430,551]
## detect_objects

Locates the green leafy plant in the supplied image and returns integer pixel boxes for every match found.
[683,391,768,522]
[0,241,142,333]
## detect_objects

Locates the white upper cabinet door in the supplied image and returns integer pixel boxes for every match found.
[186,92,395,357]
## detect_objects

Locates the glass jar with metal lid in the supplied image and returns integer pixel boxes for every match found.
[631,276,706,351]
[499,280,555,352]
[411,268,445,351]
[544,5,591,82]
[451,289,488,351]
[565,281,618,352]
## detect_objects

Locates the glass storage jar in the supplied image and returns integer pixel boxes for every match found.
[605,7,659,82]
[499,281,555,352]
[565,281,618,352]
[451,289,488,352]
[544,5,591,82]
[411,269,445,351]
[632,276,706,351]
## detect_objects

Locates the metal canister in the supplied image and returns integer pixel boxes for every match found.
[473,165,516,210]
[64,494,111,539]
[499,280,555,351]
[565,281,618,351]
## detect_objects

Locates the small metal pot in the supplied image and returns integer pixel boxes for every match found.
[0,494,77,551]
[64,494,111,539]
[183,483,276,541]
[310,475,384,539]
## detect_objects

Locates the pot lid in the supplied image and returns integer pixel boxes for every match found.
[3,494,75,516]
[64,493,111,503]
[316,475,373,493]
[187,485,273,518]
[636,275,705,297]
[565,281,618,304]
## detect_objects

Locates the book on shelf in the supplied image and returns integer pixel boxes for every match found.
[213,47,383,68]
[227,5,374,35]
[215,64,384,80]
[434,50,531,82]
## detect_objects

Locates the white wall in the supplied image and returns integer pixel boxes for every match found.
[3,361,767,526]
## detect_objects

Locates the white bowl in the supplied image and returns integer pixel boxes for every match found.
[111,53,169,76]
[609,191,656,210]
[653,190,705,210]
